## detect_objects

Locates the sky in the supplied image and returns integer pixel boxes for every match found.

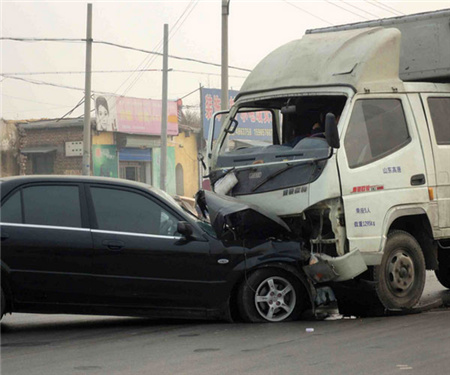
[1,0,449,120]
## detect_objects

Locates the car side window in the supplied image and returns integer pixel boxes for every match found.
[428,97,450,145]
[344,99,411,168]
[90,187,179,236]
[22,185,82,228]
[1,190,23,224]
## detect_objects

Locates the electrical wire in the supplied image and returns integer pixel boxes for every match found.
[94,41,252,72]
[0,37,83,42]
[55,97,85,122]
[325,0,370,20]
[179,87,201,101]
[0,74,111,94]
[2,68,247,79]
[108,0,202,114]
[2,93,75,108]
[282,0,333,26]
[108,0,198,107]
[2,37,252,72]
[369,0,404,16]
[109,0,199,101]
[338,0,380,19]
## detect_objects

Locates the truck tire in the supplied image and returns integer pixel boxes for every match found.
[237,268,306,323]
[435,248,450,289]
[374,230,426,310]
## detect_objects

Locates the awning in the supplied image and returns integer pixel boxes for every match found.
[20,146,57,154]
[119,147,152,162]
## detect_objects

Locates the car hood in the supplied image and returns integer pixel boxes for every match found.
[195,190,291,241]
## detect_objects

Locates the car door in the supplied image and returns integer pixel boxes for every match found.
[0,183,94,304]
[337,95,429,255]
[86,184,212,311]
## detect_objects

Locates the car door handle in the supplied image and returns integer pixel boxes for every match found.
[1,233,10,241]
[411,174,426,186]
[102,240,125,251]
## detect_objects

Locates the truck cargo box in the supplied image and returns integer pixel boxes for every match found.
[306,9,450,83]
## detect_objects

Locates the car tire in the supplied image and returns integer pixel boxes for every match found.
[1,287,6,321]
[237,268,306,323]
[435,248,450,289]
[374,230,426,310]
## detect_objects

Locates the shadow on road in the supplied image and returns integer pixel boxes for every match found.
[1,315,217,335]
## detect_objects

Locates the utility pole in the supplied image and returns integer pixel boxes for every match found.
[160,24,169,191]
[221,0,230,111]
[82,3,93,176]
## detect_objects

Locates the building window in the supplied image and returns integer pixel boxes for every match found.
[176,163,184,196]
[32,153,55,174]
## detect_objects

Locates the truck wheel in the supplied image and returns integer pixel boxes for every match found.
[435,248,450,289]
[1,287,5,321]
[374,230,426,310]
[237,268,306,323]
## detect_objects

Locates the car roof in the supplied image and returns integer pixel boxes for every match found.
[0,175,185,214]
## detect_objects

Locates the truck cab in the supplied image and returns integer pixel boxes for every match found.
[206,13,450,311]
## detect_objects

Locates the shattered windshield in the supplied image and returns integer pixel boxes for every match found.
[216,95,347,169]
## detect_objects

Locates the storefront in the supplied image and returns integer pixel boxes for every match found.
[116,134,157,184]
[118,147,152,184]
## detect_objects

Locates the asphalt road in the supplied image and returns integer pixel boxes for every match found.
[2,272,449,375]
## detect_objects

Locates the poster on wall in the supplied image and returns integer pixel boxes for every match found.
[200,88,272,142]
[92,145,118,178]
[94,95,118,132]
[94,95,178,135]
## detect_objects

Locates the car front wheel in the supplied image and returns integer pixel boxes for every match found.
[238,268,306,323]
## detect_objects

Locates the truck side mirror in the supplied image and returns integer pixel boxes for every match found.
[325,113,340,149]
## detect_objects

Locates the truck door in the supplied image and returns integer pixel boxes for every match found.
[337,95,429,257]
[420,94,450,230]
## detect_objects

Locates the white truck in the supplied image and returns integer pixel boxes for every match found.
[205,9,450,313]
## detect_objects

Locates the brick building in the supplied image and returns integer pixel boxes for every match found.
[13,117,201,197]
[17,118,86,175]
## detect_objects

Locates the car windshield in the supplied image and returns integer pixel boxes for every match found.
[215,95,347,168]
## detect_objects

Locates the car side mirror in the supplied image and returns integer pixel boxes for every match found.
[177,221,194,239]
[325,113,340,149]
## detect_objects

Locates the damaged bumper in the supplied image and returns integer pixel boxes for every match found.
[303,249,368,283]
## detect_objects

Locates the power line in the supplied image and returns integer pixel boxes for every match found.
[2,68,247,78]
[0,37,83,42]
[0,74,111,94]
[2,93,76,108]
[282,1,333,26]
[363,0,401,16]
[56,96,85,122]
[338,0,380,19]
[179,87,201,100]
[2,36,252,72]
[325,0,370,20]
[2,69,161,76]
[93,41,251,72]
[369,0,404,16]
[108,0,200,112]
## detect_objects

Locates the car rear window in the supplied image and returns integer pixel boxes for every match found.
[1,190,23,224]
[22,185,82,228]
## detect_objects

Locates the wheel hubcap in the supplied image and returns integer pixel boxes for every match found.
[387,250,415,296]
[254,276,296,322]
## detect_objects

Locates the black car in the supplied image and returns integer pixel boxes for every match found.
[0,176,313,323]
